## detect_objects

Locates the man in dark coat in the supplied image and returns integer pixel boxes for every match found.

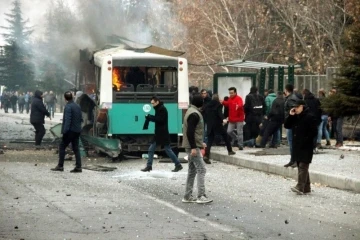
[2,92,11,113]
[302,89,322,151]
[10,93,18,113]
[284,99,318,195]
[18,93,25,113]
[30,90,51,147]
[51,91,83,173]
[203,94,235,164]
[201,89,211,144]
[141,96,182,172]
[283,84,302,167]
[244,86,266,146]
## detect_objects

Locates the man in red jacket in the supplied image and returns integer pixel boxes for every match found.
[222,87,245,150]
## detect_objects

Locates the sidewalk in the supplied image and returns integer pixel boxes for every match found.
[0,112,63,125]
[211,144,360,193]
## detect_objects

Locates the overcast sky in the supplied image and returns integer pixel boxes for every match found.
[0,0,75,45]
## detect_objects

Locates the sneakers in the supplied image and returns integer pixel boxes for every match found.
[70,168,82,173]
[141,166,152,172]
[182,196,197,203]
[196,195,213,204]
[51,166,64,172]
[228,151,236,156]
[182,195,213,204]
[172,164,183,172]
[203,156,211,164]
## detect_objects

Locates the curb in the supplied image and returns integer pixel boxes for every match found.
[211,151,360,193]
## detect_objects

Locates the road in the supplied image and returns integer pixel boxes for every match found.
[0,114,359,240]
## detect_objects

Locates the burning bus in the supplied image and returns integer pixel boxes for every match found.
[78,38,189,158]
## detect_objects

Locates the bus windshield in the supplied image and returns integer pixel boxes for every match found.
[112,66,178,92]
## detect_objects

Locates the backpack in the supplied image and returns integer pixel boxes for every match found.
[250,94,264,116]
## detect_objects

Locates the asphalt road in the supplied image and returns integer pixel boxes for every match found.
[0,114,359,240]
[0,150,359,240]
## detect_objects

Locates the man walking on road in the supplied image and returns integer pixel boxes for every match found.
[284,99,318,195]
[222,87,245,150]
[45,91,57,118]
[182,93,213,204]
[30,90,51,148]
[51,91,83,173]
[18,93,25,114]
[141,96,183,172]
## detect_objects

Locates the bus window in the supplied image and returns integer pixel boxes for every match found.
[112,66,177,92]
[147,67,177,92]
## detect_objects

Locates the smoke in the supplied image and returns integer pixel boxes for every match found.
[1,0,185,85]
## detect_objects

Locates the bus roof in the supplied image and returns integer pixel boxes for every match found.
[93,46,185,67]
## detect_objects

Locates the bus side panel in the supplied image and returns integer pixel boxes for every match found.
[178,58,189,109]
[108,103,180,134]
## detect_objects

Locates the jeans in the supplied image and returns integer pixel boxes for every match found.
[286,129,293,161]
[295,162,311,192]
[184,148,207,199]
[205,128,232,157]
[334,117,344,144]
[47,103,55,118]
[25,102,30,113]
[18,103,24,113]
[260,121,282,147]
[203,124,208,144]
[227,122,244,147]
[32,123,46,145]
[146,142,180,167]
[58,131,81,168]
[272,128,281,145]
[11,103,16,113]
[317,115,330,143]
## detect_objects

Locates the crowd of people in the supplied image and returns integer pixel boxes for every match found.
[185,84,344,196]
[0,90,57,116]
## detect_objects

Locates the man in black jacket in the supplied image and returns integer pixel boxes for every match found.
[260,92,285,148]
[244,86,266,146]
[203,94,235,163]
[51,91,83,173]
[10,93,18,113]
[284,99,318,195]
[30,90,51,147]
[141,96,182,172]
[283,84,301,167]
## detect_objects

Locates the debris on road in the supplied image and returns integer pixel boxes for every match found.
[83,165,117,172]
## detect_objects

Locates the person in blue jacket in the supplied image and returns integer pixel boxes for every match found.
[51,91,83,173]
